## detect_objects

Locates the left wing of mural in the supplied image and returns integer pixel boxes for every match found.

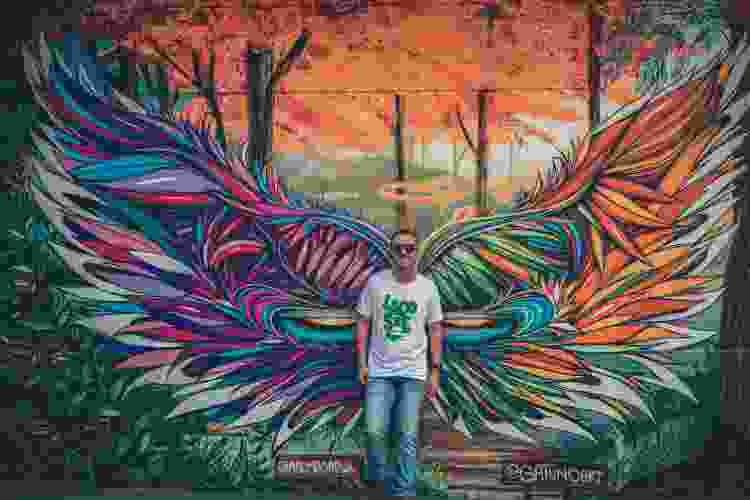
[22,33,393,456]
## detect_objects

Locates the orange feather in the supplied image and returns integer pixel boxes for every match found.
[598,176,674,204]
[565,324,644,345]
[613,298,692,319]
[658,126,720,196]
[630,326,680,342]
[589,198,644,261]
[477,247,530,282]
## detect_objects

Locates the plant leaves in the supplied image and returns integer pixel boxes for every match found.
[147,454,166,476]
[54,380,68,394]
[134,411,154,434]
[72,391,87,407]
[81,364,94,385]
[138,432,152,455]
[110,378,127,402]
[56,307,72,327]
[17,320,55,332]
[116,435,132,457]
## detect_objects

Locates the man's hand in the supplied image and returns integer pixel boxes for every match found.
[359,366,368,386]
[425,367,439,400]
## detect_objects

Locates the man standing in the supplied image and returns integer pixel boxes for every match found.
[356,228,445,498]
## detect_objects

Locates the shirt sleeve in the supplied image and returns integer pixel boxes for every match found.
[356,278,372,318]
[426,281,444,324]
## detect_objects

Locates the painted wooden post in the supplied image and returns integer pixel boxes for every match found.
[112,47,138,104]
[394,94,415,232]
[476,89,489,216]
[395,95,404,183]
[245,29,310,168]
[588,2,602,128]
[246,46,274,169]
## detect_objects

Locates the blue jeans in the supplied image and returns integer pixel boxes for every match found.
[365,376,425,497]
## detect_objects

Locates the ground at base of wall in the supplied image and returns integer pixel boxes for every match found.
[5,481,460,499]
[6,478,749,500]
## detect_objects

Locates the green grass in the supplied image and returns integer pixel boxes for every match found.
[284,154,473,227]
[284,159,429,227]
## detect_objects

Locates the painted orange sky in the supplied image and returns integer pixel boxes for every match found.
[126,0,642,153]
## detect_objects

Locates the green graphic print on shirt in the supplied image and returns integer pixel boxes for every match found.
[383,293,418,344]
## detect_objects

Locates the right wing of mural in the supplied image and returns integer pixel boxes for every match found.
[416,29,749,445]
[23,33,397,457]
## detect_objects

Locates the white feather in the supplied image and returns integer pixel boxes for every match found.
[453,415,472,439]
[623,354,697,403]
[273,398,314,455]
[307,407,344,435]
[478,418,537,444]
[227,374,325,430]
[639,324,716,352]
[560,368,654,422]
[647,290,723,323]
[123,358,199,398]
[225,398,290,429]
[722,91,750,132]
[49,242,137,296]
[691,229,736,274]
[167,383,260,419]
[57,286,129,302]
[112,334,183,349]
[338,408,363,440]
[173,377,224,397]
[521,408,597,443]
[544,392,628,424]
[75,313,143,337]
[428,393,451,425]
[682,168,745,217]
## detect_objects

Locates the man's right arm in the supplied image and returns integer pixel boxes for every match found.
[355,277,372,372]
[356,318,370,370]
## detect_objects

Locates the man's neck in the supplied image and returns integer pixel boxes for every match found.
[394,267,417,284]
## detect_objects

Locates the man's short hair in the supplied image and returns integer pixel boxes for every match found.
[391,228,418,243]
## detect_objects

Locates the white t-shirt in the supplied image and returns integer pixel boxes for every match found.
[356,269,443,382]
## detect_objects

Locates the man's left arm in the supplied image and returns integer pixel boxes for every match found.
[426,319,444,400]
[427,282,445,383]
[429,320,444,372]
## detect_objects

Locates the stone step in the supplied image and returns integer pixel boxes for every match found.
[425,460,568,498]
[446,486,564,500]
[441,468,504,489]
[431,460,501,472]
[447,487,526,500]
[421,447,519,464]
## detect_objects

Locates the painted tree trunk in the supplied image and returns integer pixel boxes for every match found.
[508,138,513,179]
[476,90,489,215]
[155,63,171,117]
[394,94,415,231]
[113,49,137,104]
[246,46,275,169]
[588,3,602,128]
[453,142,459,177]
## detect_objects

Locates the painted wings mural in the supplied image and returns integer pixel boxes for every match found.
[21,28,748,464]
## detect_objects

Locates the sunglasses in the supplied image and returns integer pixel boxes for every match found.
[392,243,417,255]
